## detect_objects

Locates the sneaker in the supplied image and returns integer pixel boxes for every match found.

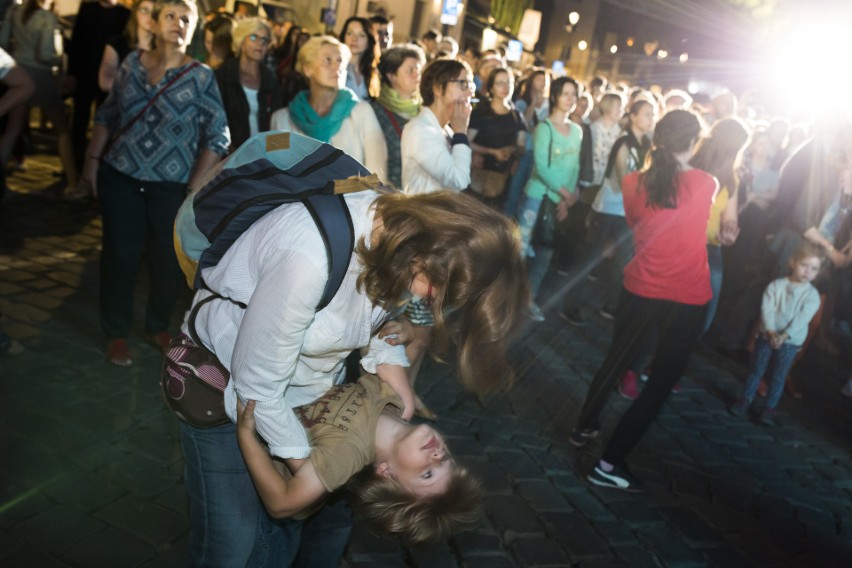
[598,304,616,320]
[841,380,852,399]
[587,463,645,492]
[146,331,174,354]
[568,427,600,448]
[727,397,749,417]
[759,407,777,426]
[528,303,545,322]
[560,307,586,326]
[107,338,133,366]
[618,370,640,400]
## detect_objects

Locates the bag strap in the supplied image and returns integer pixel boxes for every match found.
[113,58,200,142]
[381,106,403,137]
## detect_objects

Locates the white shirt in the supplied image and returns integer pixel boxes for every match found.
[242,85,259,137]
[401,107,471,195]
[183,190,408,458]
[270,100,388,183]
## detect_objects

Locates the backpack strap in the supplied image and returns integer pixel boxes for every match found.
[303,193,355,311]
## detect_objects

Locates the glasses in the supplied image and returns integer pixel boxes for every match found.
[446,79,475,92]
[249,34,271,45]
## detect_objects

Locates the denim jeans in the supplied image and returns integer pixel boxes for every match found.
[702,244,723,336]
[741,336,800,409]
[98,163,186,338]
[179,421,352,568]
[516,194,554,299]
[503,150,533,219]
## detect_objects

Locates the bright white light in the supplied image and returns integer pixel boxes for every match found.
[763,15,852,117]
[578,40,588,51]
[679,53,688,63]
[481,28,498,52]
[657,50,668,59]
[568,11,580,26]
[688,81,699,94]
[610,45,618,54]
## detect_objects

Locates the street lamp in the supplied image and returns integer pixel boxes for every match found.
[565,11,580,32]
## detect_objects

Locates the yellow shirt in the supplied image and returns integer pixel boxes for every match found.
[706,186,729,246]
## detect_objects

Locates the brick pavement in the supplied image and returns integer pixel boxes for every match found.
[2,147,852,567]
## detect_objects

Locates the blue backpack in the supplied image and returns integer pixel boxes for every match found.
[174,131,381,310]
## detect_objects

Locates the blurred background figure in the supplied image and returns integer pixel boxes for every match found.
[216,17,282,151]
[339,16,379,100]
[98,0,155,93]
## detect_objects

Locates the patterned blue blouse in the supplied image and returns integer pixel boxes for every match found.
[95,51,230,183]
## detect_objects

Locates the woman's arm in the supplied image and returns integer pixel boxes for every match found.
[97,45,120,93]
[187,148,222,192]
[719,188,740,246]
[81,123,112,196]
[237,399,326,518]
[375,364,415,421]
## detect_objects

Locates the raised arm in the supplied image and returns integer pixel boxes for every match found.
[236,399,326,518]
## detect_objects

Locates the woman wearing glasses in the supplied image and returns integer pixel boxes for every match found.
[215,18,283,151]
[400,58,473,194]
[271,35,387,180]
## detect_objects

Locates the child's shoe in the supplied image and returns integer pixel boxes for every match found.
[618,370,640,400]
[727,397,749,417]
[759,407,777,426]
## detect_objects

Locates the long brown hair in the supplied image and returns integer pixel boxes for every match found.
[339,16,381,98]
[689,117,750,196]
[357,191,530,392]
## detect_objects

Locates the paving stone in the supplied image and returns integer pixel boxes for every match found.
[516,479,573,512]
[455,553,515,568]
[699,545,756,568]
[44,286,76,299]
[486,495,545,537]
[564,492,616,522]
[795,506,838,535]
[610,544,659,568]
[589,519,636,547]
[63,526,155,567]
[659,506,727,546]
[0,269,33,282]
[42,470,127,512]
[486,450,546,480]
[452,529,503,557]
[511,535,569,567]
[95,493,186,547]
[607,499,667,527]
[468,458,513,495]
[15,291,63,310]
[137,541,187,568]
[0,282,25,294]
[0,546,73,568]
[11,503,104,555]
[549,472,588,494]
[0,301,49,323]
[635,526,707,567]
[345,524,402,559]
[403,542,457,567]
[542,512,610,558]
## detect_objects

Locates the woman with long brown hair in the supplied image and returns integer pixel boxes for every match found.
[339,16,380,100]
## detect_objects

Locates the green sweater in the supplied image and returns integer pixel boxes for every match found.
[524,118,582,202]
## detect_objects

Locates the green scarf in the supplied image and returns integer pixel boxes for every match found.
[288,88,359,142]
[377,84,421,120]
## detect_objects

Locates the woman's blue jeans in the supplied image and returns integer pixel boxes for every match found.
[179,421,352,567]
[702,244,724,336]
[741,336,800,409]
[503,149,534,219]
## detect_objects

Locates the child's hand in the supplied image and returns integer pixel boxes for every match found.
[236,398,257,434]
[378,318,414,346]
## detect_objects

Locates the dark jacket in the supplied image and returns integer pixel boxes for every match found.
[68,1,130,81]
[215,58,283,151]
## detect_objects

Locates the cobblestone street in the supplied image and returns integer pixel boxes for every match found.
[2,146,852,567]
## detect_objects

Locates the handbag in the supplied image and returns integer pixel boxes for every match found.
[533,195,559,247]
[470,167,510,197]
[160,295,229,428]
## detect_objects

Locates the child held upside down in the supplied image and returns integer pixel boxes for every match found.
[236,373,484,544]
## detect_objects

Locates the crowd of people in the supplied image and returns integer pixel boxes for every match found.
[1,0,851,564]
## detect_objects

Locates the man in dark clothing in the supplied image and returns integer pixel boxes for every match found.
[67,0,130,171]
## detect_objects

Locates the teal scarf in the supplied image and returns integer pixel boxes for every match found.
[288,88,359,142]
